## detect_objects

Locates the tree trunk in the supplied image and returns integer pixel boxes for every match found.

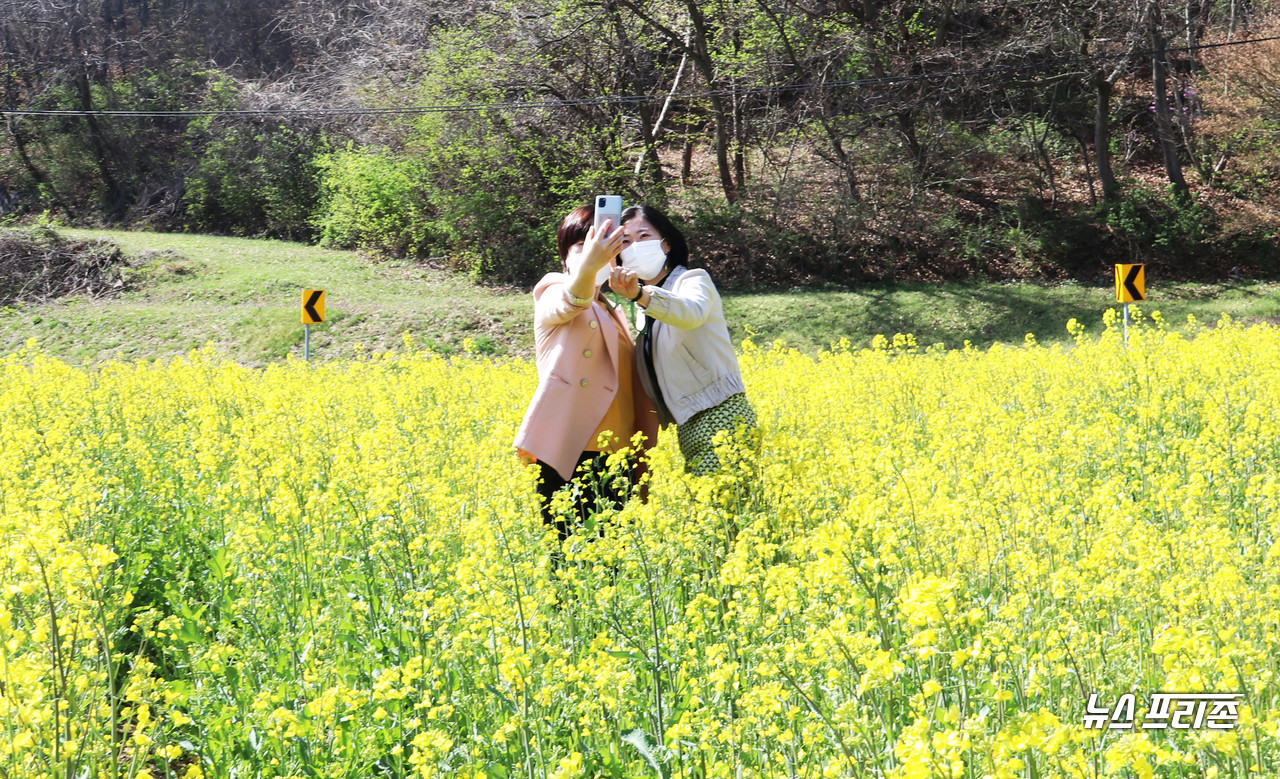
[606,4,665,188]
[7,120,66,212]
[685,0,739,203]
[897,110,924,182]
[754,0,859,201]
[707,89,740,202]
[1030,118,1058,207]
[613,0,738,202]
[733,90,746,192]
[69,16,129,220]
[731,20,747,191]
[831,135,859,203]
[637,106,666,188]
[1077,133,1098,207]
[1169,65,1210,182]
[1150,20,1189,198]
[73,71,129,220]
[1093,71,1121,201]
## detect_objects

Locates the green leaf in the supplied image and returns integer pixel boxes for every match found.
[604,650,645,661]
[485,763,510,779]
[483,683,519,714]
[622,729,665,778]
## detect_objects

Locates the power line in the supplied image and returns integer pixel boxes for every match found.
[2,34,1277,120]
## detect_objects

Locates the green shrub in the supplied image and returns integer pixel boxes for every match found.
[1104,184,1218,271]
[683,193,873,286]
[313,144,435,258]
[183,118,326,240]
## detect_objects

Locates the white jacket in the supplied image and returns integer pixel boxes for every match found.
[640,266,746,425]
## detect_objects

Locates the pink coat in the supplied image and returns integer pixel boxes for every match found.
[513,273,659,481]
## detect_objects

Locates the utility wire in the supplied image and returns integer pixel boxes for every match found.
[2,34,1277,120]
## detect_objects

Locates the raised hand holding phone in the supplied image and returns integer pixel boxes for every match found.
[594,195,622,232]
[566,211,625,303]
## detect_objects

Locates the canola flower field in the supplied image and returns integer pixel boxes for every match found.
[1,310,1278,779]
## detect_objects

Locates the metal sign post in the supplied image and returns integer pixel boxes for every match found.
[1114,265,1145,346]
[302,289,325,361]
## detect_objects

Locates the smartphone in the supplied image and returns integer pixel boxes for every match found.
[593,195,622,233]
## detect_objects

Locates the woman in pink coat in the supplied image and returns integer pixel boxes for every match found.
[513,204,660,541]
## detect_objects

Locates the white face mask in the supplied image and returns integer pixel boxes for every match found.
[619,240,667,281]
[566,248,612,288]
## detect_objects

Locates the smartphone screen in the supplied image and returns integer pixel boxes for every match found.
[594,195,622,233]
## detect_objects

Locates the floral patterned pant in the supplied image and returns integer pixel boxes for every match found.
[676,393,759,476]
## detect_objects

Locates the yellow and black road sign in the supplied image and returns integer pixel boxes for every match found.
[1115,264,1145,303]
[302,290,325,323]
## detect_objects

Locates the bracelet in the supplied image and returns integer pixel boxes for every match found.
[629,286,644,303]
[566,290,590,307]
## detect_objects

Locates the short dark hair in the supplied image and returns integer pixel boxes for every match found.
[556,204,594,261]
[621,204,689,269]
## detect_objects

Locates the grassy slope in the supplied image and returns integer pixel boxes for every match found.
[1,228,1277,365]
[1,230,531,365]
[725,278,1280,352]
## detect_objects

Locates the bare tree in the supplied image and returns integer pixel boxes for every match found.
[611,0,742,202]
[1150,8,1191,196]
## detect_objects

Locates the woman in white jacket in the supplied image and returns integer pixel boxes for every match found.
[608,204,757,476]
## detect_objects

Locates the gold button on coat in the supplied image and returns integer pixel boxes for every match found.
[589,320,599,329]
[580,379,589,387]
[583,349,593,358]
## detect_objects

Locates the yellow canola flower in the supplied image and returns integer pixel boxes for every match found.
[0,318,1277,777]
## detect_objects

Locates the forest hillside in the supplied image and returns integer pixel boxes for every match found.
[2,0,1278,286]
